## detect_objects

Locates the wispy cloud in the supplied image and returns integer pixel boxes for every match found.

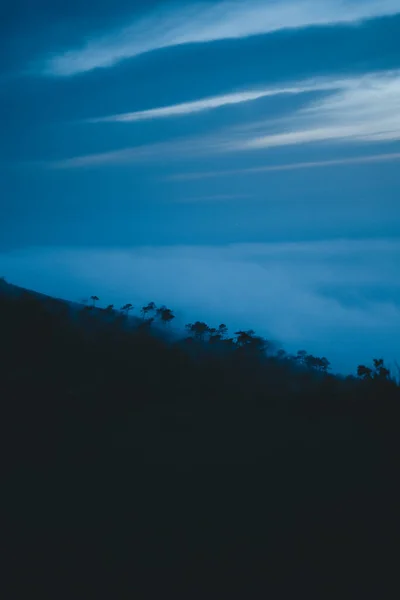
[43,0,400,76]
[168,153,400,181]
[51,71,400,169]
[90,80,348,123]
[49,136,224,169]
[236,71,400,149]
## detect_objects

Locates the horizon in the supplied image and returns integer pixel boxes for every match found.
[1,0,400,374]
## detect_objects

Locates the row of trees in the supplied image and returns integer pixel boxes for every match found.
[85,297,395,381]
[87,296,176,326]
[0,278,396,384]
[2,283,393,383]
[1,280,399,470]
[357,358,392,381]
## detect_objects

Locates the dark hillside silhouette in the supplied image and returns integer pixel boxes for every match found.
[2,280,400,596]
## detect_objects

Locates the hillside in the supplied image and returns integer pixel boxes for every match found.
[2,278,400,595]
[1,277,398,460]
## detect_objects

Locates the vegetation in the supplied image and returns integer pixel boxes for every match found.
[1,279,398,463]
[2,280,399,594]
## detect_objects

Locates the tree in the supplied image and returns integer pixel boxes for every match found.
[121,303,134,317]
[317,357,331,373]
[235,330,253,347]
[293,350,330,372]
[90,295,99,308]
[208,328,223,344]
[295,350,308,365]
[185,321,209,340]
[304,355,331,373]
[141,302,156,319]
[218,324,228,338]
[373,358,390,381]
[357,359,391,382]
[157,306,175,326]
[102,305,115,318]
[234,330,266,355]
[357,365,373,380]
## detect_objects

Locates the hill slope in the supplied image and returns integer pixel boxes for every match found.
[2,279,400,596]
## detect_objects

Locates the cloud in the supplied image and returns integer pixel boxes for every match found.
[168,152,400,180]
[91,91,276,123]
[49,136,225,169]
[90,79,349,123]
[43,0,400,76]
[50,70,400,169]
[236,70,400,149]
[1,238,399,373]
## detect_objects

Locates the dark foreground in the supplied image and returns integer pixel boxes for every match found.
[2,282,399,597]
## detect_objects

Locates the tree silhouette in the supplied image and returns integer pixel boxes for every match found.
[292,350,331,373]
[234,330,266,356]
[357,365,373,380]
[218,324,228,338]
[141,302,156,319]
[90,295,99,307]
[295,350,308,365]
[208,328,222,344]
[235,330,255,347]
[304,355,331,373]
[186,321,209,340]
[357,359,391,382]
[102,304,115,318]
[121,303,134,317]
[157,306,175,326]
[373,358,391,381]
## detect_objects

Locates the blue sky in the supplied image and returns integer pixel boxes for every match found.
[1,0,400,373]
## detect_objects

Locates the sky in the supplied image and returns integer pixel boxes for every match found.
[1,0,400,374]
